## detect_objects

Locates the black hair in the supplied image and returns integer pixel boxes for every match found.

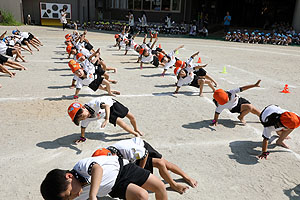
[73,108,83,126]
[40,169,71,200]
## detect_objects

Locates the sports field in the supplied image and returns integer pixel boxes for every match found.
[0,25,300,200]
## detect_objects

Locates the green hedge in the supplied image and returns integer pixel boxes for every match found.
[0,9,22,26]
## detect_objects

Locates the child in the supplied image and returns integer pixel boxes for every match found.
[211,80,261,126]
[92,137,198,194]
[68,60,119,98]
[139,36,160,69]
[0,31,26,62]
[158,45,184,77]
[40,156,167,200]
[67,96,143,143]
[258,105,300,159]
[0,54,27,71]
[124,31,140,55]
[174,51,217,96]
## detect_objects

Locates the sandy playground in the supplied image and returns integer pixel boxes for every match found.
[0,25,300,200]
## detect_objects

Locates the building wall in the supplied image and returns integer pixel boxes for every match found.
[293,0,300,31]
[0,0,23,23]
[22,0,97,25]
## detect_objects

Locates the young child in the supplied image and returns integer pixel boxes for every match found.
[174,51,217,96]
[258,105,300,159]
[158,45,184,77]
[68,60,119,98]
[40,156,167,200]
[92,137,198,194]
[139,36,159,69]
[67,96,143,143]
[0,54,27,71]
[211,80,261,126]
[0,31,26,62]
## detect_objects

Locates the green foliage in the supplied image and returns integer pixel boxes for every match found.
[0,9,22,26]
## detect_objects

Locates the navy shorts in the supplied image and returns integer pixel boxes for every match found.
[230,97,251,113]
[109,101,129,126]
[0,54,8,64]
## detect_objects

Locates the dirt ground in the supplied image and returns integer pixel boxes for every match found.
[0,25,300,200]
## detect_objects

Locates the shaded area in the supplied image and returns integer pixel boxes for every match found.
[154,83,176,88]
[44,94,108,101]
[48,85,70,89]
[228,140,285,165]
[48,68,70,71]
[284,184,300,200]
[36,132,130,154]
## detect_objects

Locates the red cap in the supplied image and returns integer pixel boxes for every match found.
[66,45,73,54]
[175,60,185,68]
[280,112,300,129]
[213,89,229,105]
[76,53,84,60]
[139,48,145,55]
[115,34,119,38]
[92,148,112,157]
[65,34,71,39]
[67,102,83,121]
[68,60,81,73]
[158,53,165,62]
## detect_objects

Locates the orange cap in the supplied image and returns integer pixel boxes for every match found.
[68,60,81,73]
[280,112,300,129]
[66,45,73,54]
[67,102,83,121]
[65,34,71,39]
[76,53,84,60]
[175,60,185,68]
[158,53,165,62]
[213,89,229,105]
[139,48,145,55]
[92,148,112,157]
[115,34,119,38]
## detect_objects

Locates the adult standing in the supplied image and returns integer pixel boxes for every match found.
[141,11,148,33]
[60,7,67,31]
[126,10,135,35]
[224,11,231,34]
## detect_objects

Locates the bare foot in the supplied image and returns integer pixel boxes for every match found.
[10,72,16,78]
[108,93,116,97]
[199,93,204,97]
[185,177,198,188]
[22,67,28,70]
[237,115,246,125]
[171,183,189,194]
[277,132,291,139]
[70,85,75,89]
[110,80,117,84]
[276,140,289,149]
[113,68,117,73]
[74,137,86,144]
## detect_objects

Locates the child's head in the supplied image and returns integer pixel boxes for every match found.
[40,169,82,200]
[76,53,86,62]
[92,148,113,157]
[12,30,19,35]
[213,89,229,105]
[68,103,90,126]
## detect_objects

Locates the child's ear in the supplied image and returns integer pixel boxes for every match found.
[65,172,73,180]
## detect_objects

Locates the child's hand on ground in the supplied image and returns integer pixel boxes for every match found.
[101,120,108,128]
[210,120,217,126]
[258,151,269,159]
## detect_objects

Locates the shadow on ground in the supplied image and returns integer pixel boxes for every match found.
[36,132,130,154]
[228,139,285,165]
[284,184,300,200]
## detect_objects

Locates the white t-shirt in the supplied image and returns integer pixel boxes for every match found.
[60,11,67,24]
[260,105,286,139]
[176,61,195,87]
[163,51,176,70]
[81,97,114,128]
[0,41,8,55]
[20,32,29,39]
[111,138,146,163]
[80,59,95,72]
[215,88,241,114]
[79,48,92,58]
[73,156,120,197]
[129,14,134,26]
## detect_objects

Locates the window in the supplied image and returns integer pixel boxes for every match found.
[110,0,181,12]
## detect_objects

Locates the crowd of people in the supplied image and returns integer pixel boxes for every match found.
[38,25,300,200]
[0,29,43,87]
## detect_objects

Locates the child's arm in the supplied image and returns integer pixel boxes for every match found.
[121,26,126,35]
[74,88,80,99]
[258,138,269,159]
[89,164,103,200]
[140,61,143,69]
[193,63,208,70]
[132,31,140,40]
[211,112,220,126]
[174,86,180,94]
[0,31,7,40]
[240,80,261,92]
[70,79,76,89]
[101,104,110,128]
[88,48,100,61]
[139,153,148,168]
[174,45,184,53]
[143,34,147,44]
[191,51,199,58]
[150,37,158,49]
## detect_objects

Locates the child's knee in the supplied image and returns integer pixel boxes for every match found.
[135,189,148,200]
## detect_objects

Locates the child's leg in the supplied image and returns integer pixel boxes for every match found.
[24,41,33,52]
[103,72,117,83]
[238,104,260,124]
[33,36,42,45]
[164,159,198,188]
[98,60,116,73]
[5,60,27,70]
[0,64,15,77]
[29,41,40,51]
[116,118,140,137]
[126,112,143,136]
[140,174,168,200]
[205,74,217,87]
[100,79,114,96]
[276,129,293,148]
[152,158,188,194]
[13,49,26,62]
[125,183,148,200]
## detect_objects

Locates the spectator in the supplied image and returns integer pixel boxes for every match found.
[140,11,148,33]
[60,7,67,31]
[126,10,135,35]
[224,11,231,34]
